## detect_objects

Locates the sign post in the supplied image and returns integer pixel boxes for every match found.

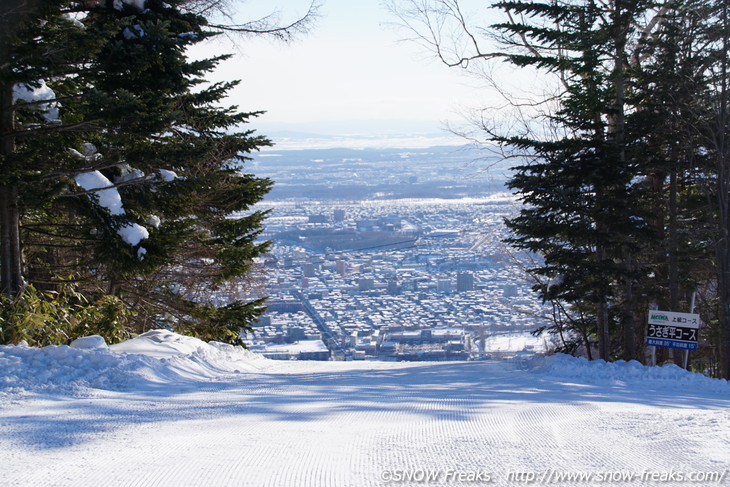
[646,310,700,360]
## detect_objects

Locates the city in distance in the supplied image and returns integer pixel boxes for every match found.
[240,142,553,361]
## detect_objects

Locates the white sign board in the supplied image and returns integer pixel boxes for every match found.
[646,310,700,351]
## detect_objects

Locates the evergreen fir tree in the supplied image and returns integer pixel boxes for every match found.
[493,0,651,359]
[626,0,716,363]
[700,0,730,378]
[1,0,293,344]
[389,0,730,371]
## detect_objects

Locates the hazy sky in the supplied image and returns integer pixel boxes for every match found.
[194,0,495,136]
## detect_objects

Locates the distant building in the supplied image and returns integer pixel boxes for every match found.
[336,260,347,276]
[334,209,346,222]
[308,215,327,224]
[266,301,304,313]
[401,279,418,292]
[358,278,375,291]
[387,280,400,295]
[457,272,474,293]
[379,216,402,230]
[258,339,330,361]
[437,279,452,293]
[303,263,316,278]
[287,327,307,341]
[356,219,378,231]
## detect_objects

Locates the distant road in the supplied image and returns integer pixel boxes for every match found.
[290,289,347,356]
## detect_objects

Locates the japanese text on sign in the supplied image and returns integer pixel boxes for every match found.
[646,309,700,351]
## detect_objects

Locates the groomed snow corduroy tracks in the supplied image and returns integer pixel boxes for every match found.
[2,351,730,487]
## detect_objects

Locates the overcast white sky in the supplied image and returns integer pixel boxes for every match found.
[193,0,498,137]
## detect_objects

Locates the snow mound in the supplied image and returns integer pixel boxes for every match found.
[70,335,108,350]
[110,330,262,366]
[0,343,159,396]
[523,354,730,393]
[0,330,266,398]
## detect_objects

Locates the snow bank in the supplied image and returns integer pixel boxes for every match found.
[4,331,729,401]
[523,353,730,394]
[0,330,266,398]
[484,332,550,353]
[70,335,108,350]
[0,342,159,396]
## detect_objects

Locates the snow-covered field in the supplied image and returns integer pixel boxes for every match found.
[1,331,729,486]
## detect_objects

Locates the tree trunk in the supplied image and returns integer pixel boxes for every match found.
[581,325,593,361]
[0,186,22,296]
[623,249,636,360]
[597,300,610,360]
[597,239,611,360]
[608,0,633,360]
[668,170,680,310]
[0,81,22,296]
[717,0,730,379]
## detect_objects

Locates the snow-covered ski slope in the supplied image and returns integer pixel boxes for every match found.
[1,330,729,487]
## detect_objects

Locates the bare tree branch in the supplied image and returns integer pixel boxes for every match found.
[202,1,322,43]
[386,0,505,68]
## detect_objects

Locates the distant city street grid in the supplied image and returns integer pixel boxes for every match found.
[236,145,553,361]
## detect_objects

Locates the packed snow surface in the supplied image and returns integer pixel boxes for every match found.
[1,330,729,486]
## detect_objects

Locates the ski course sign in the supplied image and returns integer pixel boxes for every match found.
[646,310,700,351]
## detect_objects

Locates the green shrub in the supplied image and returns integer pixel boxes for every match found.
[0,285,132,347]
